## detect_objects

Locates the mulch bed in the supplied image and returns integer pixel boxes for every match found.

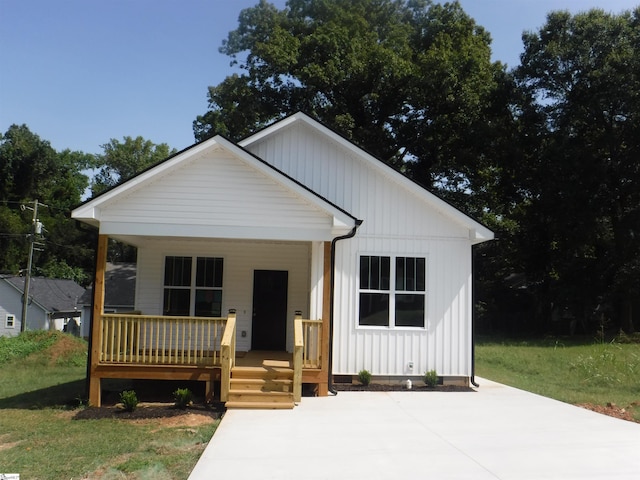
[333,384,475,392]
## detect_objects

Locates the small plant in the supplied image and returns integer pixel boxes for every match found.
[120,390,138,412]
[423,370,438,387]
[173,388,193,409]
[357,369,372,386]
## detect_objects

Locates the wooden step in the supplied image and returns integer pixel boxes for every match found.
[226,363,296,409]
[228,390,293,402]
[231,365,293,380]
[225,401,295,409]
[230,377,293,392]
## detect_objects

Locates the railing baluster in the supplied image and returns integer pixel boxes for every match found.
[99,314,226,367]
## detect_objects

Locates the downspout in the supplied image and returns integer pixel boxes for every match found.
[328,220,363,395]
[470,244,480,388]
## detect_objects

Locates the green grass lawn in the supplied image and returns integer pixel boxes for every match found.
[0,331,219,479]
[476,334,640,421]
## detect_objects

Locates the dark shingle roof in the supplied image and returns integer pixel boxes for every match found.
[2,276,85,313]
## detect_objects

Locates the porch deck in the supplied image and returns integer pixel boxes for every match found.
[235,350,293,368]
[89,311,326,407]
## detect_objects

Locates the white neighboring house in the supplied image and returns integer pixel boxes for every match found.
[0,275,85,337]
[72,112,493,405]
[78,262,136,338]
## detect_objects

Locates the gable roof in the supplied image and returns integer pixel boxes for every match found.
[1,276,85,313]
[239,112,494,244]
[72,135,359,241]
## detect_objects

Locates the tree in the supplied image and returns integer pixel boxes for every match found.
[194,0,503,201]
[0,125,95,280]
[91,136,176,196]
[514,8,640,332]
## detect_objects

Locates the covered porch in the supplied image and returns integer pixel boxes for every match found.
[88,235,332,408]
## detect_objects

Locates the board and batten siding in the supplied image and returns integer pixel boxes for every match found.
[135,239,312,353]
[97,148,335,240]
[246,121,475,378]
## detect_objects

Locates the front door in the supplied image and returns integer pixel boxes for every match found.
[251,270,288,351]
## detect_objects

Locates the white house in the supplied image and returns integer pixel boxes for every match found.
[71,112,492,408]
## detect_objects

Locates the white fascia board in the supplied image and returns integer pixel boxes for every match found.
[242,113,493,244]
[72,133,357,233]
[99,221,346,242]
[238,114,300,147]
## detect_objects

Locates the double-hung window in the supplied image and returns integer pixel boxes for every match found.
[163,256,223,317]
[359,255,426,328]
[6,314,15,328]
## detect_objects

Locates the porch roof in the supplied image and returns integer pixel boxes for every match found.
[72,136,360,244]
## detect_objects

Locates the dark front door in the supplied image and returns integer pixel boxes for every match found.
[252,270,288,351]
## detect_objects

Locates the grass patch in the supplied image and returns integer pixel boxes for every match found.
[476,335,640,421]
[0,332,219,479]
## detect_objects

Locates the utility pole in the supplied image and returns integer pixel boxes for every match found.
[20,199,47,332]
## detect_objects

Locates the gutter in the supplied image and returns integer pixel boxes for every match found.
[328,220,363,395]
[470,244,480,388]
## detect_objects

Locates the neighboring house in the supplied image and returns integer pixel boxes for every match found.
[0,275,85,337]
[72,112,493,407]
[78,262,137,338]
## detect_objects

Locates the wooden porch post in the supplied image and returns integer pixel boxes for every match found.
[89,234,108,407]
[317,241,332,396]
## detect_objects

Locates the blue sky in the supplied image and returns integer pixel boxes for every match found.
[1,0,638,155]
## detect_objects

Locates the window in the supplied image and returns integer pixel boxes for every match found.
[395,257,425,327]
[358,255,426,328]
[163,256,223,316]
[6,314,15,328]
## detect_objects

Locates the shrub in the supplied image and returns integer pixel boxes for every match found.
[173,388,193,409]
[357,369,372,386]
[424,370,438,387]
[120,390,138,412]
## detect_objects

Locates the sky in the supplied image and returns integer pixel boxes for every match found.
[1,0,638,156]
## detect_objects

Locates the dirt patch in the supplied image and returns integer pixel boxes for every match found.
[44,334,86,364]
[0,433,22,452]
[73,402,225,425]
[577,402,639,423]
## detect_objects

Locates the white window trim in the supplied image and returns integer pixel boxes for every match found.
[357,253,427,330]
[6,314,15,328]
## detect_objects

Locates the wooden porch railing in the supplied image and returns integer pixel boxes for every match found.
[220,311,237,402]
[294,313,323,402]
[300,319,323,369]
[99,313,228,366]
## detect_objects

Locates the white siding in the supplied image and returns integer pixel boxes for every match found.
[0,281,51,335]
[98,149,335,241]
[246,122,474,379]
[136,239,311,352]
[0,281,21,337]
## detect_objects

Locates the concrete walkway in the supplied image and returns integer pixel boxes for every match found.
[188,378,640,479]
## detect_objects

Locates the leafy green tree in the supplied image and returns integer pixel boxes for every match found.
[0,125,95,280]
[91,136,176,196]
[514,8,640,332]
[194,0,503,199]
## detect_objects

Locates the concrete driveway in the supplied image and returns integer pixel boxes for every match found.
[188,378,640,479]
